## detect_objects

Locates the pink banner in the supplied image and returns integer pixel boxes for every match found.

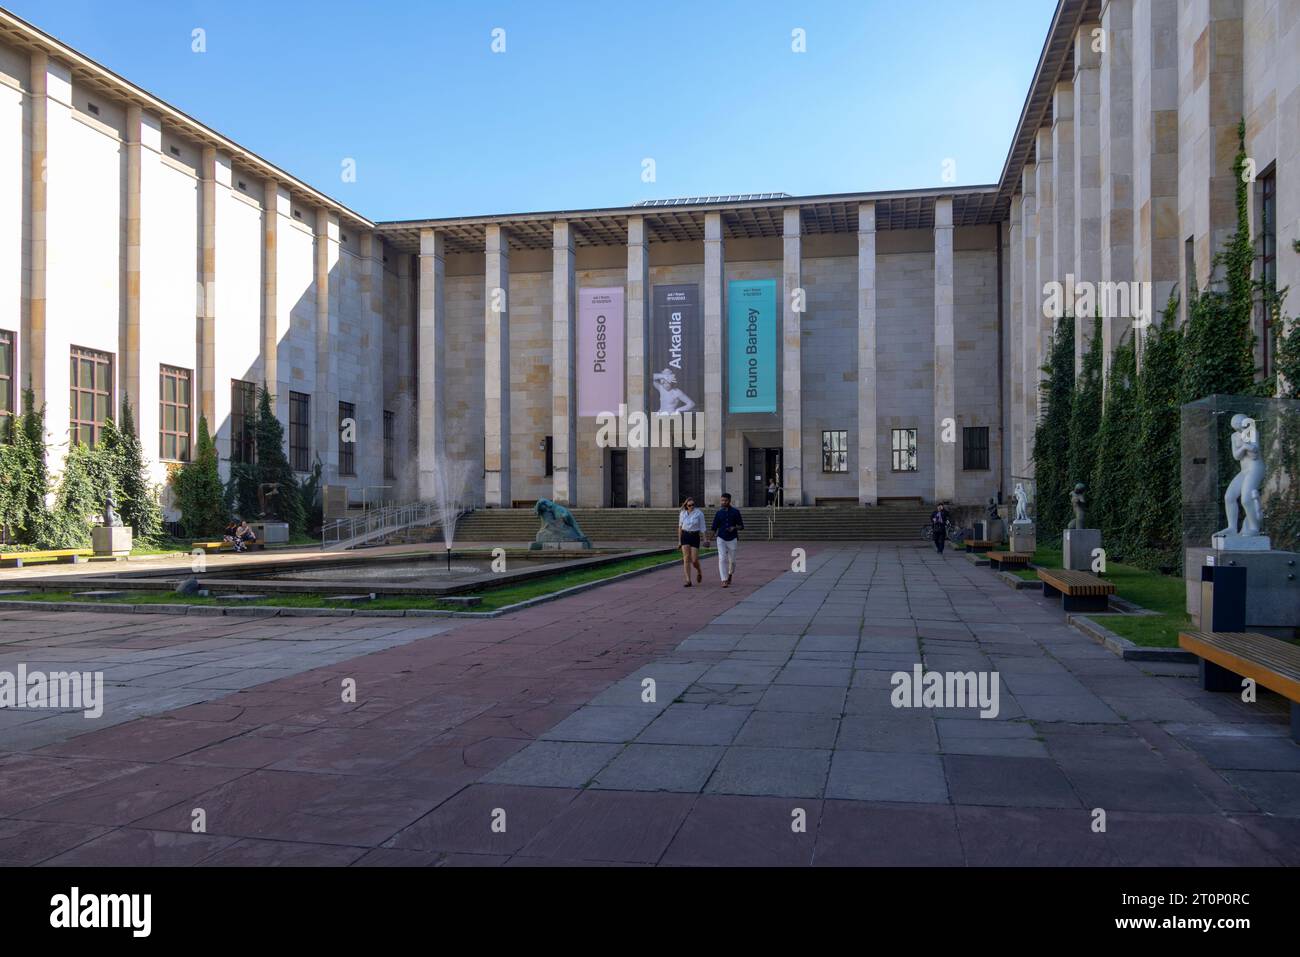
[577,287,624,417]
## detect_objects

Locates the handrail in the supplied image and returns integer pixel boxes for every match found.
[320,502,454,551]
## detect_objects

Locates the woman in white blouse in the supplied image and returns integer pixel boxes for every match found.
[678,496,705,587]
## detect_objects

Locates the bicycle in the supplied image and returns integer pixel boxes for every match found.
[919,521,966,545]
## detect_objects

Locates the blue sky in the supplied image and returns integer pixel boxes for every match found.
[10,0,1056,221]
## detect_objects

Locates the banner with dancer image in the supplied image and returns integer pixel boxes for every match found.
[727,278,777,413]
[577,287,625,416]
[650,283,701,416]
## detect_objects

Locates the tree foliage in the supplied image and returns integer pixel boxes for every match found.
[1069,314,1104,497]
[170,415,227,537]
[1033,317,1075,537]
[1090,337,1140,560]
[1131,294,1185,569]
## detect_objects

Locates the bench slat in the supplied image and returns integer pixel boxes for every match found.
[1036,568,1116,596]
[1179,631,1300,703]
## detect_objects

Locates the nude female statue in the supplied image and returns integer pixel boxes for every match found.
[652,368,696,415]
[1013,483,1030,524]
[1218,413,1265,538]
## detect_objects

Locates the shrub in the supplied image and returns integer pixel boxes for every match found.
[1091,338,1140,560]
[1131,294,1185,571]
[170,415,227,537]
[1033,316,1075,537]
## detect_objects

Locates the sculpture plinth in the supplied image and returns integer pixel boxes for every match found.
[1009,521,1035,555]
[91,525,132,559]
[1063,528,1101,571]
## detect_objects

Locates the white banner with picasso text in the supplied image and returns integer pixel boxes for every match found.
[577,287,625,417]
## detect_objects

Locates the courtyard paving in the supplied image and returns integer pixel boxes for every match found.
[0,543,1296,866]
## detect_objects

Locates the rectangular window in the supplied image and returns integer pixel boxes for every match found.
[289,391,310,472]
[544,435,553,477]
[338,401,356,477]
[821,430,848,473]
[70,346,113,447]
[0,329,13,422]
[159,365,192,461]
[891,428,917,472]
[383,410,395,480]
[962,426,990,471]
[230,379,257,465]
[1259,168,1277,377]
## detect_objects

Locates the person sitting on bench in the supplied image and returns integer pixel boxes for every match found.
[222,519,241,549]
[233,518,257,553]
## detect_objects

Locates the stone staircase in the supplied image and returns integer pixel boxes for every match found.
[387,505,935,545]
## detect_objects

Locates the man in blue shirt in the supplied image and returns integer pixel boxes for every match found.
[710,493,745,587]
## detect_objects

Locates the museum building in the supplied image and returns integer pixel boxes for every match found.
[0,0,1295,515]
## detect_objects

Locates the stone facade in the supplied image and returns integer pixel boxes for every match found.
[1,0,1294,524]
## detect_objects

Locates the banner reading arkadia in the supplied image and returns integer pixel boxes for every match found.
[577,287,624,416]
[727,278,777,413]
[650,284,701,415]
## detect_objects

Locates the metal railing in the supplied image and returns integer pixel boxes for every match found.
[320,502,446,551]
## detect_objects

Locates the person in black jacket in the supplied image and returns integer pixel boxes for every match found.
[930,503,951,554]
[710,493,745,587]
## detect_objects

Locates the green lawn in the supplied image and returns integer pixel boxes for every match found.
[0,548,696,614]
[1022,544,1189,648]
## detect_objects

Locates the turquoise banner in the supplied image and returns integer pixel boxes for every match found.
[728,279,777,413]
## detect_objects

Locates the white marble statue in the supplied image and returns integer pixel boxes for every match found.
[1217,413,1266,540]
[1013,482,1030,524]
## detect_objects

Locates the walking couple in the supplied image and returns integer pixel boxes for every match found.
[678,493,744,588]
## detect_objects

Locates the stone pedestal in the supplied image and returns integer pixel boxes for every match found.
[1187,547,1300,639]
[251,521,289,545]
[977,519,1005,543]
[1009,521,1035,554]
[1211,533,1271,552]
[1063,528,1101,571]
[91,525,132,558]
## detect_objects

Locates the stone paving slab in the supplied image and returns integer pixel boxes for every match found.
[0,542,1296,866]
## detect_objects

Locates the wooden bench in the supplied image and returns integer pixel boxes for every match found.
[192,540,265,553]
[0,549,90,568]
[1179,630,1300,742]
[964,539,998,553]
[987,551,1031,571]
[1036,567,1116,613]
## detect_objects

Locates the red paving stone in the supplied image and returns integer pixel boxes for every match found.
[0,544,800,865]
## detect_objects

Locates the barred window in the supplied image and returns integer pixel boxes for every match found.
[338,401,356,477]
[383,410,395,480]
[159,365,192,461]
[70,346,113,447]
[891,428,917,472]
[962,426,989,471]
[821,430,848,473]
[0,329,13,422]
[289,391,310,472]
[231,379,257,464]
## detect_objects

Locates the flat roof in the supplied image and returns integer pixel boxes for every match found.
[376,186,1007,255]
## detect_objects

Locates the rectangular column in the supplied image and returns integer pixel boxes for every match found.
[361,232,385,490]
[484,225,511,507]
[198,147,220,429]
[1008,196,1024,484]
[933,197,956,504]
[857,202,877,505]
[123,104,144,419]
[703,212,726,506]
[626,216,650,506]
[314,209,340,477]
[781,208,802,506]
[1132,0,1180,343]
[1034,128,1056,415]
[417,229,445,500]
[1074,22,1103,371]
[551,221,578,506]
[25,51,64,409]
[397,251,416,497]
[1052,83,1076,372]
[261,179,280,412]
[1018,165,1038,474]
[1100,0,1135,377]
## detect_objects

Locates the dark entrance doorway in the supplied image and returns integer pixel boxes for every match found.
[676,447,704,506]
[746,447,783,507]
[608,450,627,507]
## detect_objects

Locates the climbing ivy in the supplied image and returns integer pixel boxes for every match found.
[1033,316,1075,537]
[1090,337,1140,561]
[1131,293,1185,571]
[1068,313,1104,501]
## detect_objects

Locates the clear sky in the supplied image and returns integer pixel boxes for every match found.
[8,0,1057,222]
